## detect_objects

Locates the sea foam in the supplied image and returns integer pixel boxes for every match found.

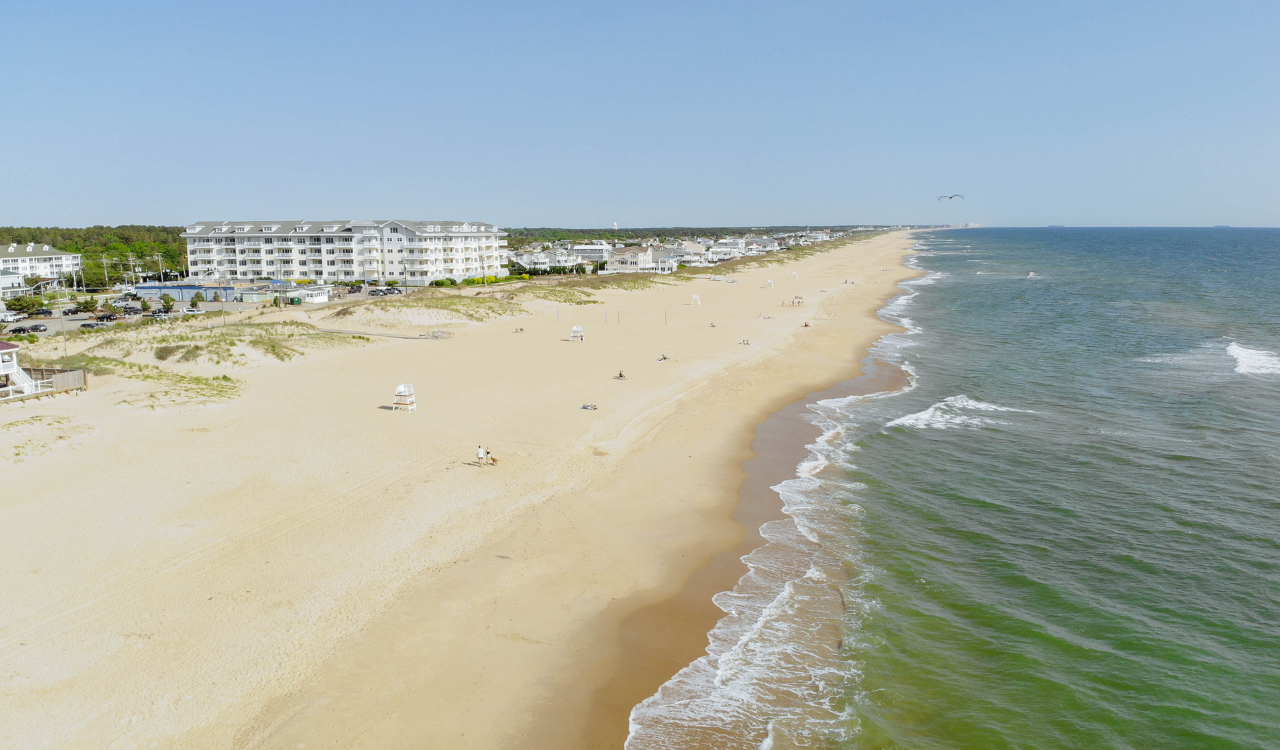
[1226,343,1280,374]
[887,395,1034,430]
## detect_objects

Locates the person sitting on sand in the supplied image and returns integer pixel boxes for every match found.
[582,403,598,410]
[709,323,716,327]
[658,354,667,361]
[803,322,811,327]
[617,370,627,380]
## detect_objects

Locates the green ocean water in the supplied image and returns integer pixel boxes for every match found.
[628,229,1280,750]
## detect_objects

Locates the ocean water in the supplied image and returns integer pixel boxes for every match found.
[628,229,1280,749]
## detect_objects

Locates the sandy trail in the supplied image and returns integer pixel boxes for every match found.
[0,231,919,749]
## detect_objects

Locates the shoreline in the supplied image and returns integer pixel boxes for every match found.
[573,357,913,748]
[0,231,922,749]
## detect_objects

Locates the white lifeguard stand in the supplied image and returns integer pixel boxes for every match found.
[393,384,417,412]
[791,272,799,280]
[691,294,701,305]
[570,325,585,342]
[766,280,774,288]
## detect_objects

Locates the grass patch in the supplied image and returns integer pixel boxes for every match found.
[154,345,182,361]
[364,289,527,321]
[514,286,602,305]
[247,337,301,361]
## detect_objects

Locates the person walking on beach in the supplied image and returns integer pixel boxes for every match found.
[477,445,487,466]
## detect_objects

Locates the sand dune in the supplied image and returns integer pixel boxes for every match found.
[0,231,918,749]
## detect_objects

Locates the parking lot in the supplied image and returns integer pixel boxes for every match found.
[1,285,410,339]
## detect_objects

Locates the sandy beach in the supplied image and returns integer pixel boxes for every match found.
[0,231,919,749]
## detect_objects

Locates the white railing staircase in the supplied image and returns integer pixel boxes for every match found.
[9,367,38,394]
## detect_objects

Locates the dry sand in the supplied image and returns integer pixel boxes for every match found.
[0,231,919,749]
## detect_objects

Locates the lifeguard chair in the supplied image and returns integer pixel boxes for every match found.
[570,325,585,342]
[691,294,701,305]
[393,383,417,412]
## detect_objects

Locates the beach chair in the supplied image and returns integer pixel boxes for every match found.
[570,325,585,342]
[393,384,417,412]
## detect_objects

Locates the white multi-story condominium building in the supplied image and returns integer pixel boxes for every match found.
[182,220,508,286]
[2,243,83,280]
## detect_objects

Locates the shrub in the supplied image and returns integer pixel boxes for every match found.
[432,279,455,287]
[154,345,181,361]
[3,296,42,315]
[386,280,399,287]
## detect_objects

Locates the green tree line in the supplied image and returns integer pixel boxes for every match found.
[0,225,186,288]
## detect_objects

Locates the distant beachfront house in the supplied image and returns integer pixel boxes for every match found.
[181,219,508,287]
[656,255,682,274]
[744,236,780,253]
[569,241,614,264]
[2,243,82,281]
[0,270,31,301]
[510,249,590,272]
[607,247,657,272]
[707,238,746,262]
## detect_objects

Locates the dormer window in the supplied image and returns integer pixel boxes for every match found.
[215,226,231,233]
[186,226,205,233]
[235,225,251,232]
[261,225,279,233]
[323,224,340,232]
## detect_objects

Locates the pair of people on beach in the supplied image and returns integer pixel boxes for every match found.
[477,446,498,466]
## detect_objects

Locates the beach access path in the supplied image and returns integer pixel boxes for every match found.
[0,231,920,749]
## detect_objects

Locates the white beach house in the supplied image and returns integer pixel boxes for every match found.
[2,244,82,281]
[607,247,657,272]
[1,270,30,301]
[182,220,509,287]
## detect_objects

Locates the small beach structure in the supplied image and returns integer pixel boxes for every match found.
[0,341,88,402]
[691,294,701,305]
[393,383,416,412]
[570,325,585,342]
[767,279,774,288]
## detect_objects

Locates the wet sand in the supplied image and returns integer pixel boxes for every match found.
[565,359,912,748]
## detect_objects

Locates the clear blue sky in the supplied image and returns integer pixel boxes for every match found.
[2,1,1277,228]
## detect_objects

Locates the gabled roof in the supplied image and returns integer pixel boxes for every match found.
[0,341,20,352]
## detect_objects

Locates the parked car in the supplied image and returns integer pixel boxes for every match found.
[182,308,206,315]
[121,307,143,315]
[6,326,30,334]
[149,311,170,320]
[0,313,24,323]
[62,308,79,316]
[79,322,103,330]
[349,285,364,293]
[368,289,385,297]
[96,313,120,322]
[34,308,53,317]
[28,324,48,332]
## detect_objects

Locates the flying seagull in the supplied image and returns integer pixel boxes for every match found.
[937,194,964,201]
